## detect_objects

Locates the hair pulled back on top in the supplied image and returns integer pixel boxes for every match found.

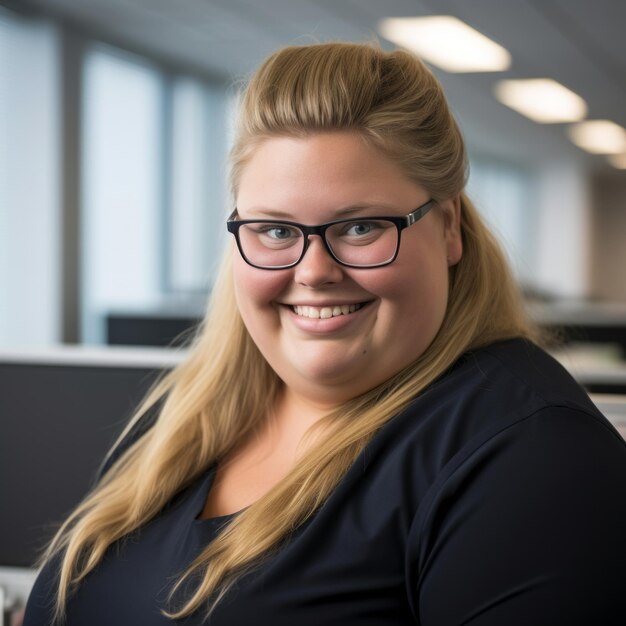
[42,42,538,624]
[230,42,466,202]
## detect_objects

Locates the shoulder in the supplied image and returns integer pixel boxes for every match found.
[436,337,603,417]
[406,399,626,624]
[397,340,626,623]
[400,337,626,555]
[400,337,614,459]
[357,338,624,516]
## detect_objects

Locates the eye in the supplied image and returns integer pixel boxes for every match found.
[263,225,296,240]
[345,222,375,236]
[339,220,388,239]
[245,223,302,249]
[252,224,299,240]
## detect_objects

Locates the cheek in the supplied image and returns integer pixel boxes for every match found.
[373,272,447,320]
[232,254,290,318]
[391,227,451,305]
[359,246,448,303]
[359,244,450,334]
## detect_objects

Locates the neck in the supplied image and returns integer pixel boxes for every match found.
[261,387,337,456]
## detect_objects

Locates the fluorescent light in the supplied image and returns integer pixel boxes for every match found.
[608,154,626,169]
[494,79,587,123]
[568,120,626,154]
[379,16,511,73]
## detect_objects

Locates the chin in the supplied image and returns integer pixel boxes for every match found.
[284,359,382,403]
[291,342,367,378]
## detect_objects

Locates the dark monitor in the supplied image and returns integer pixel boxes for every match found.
[0,347,182,570]
[106,313,201,347]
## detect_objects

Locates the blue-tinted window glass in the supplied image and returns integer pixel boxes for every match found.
[81,46,163,343]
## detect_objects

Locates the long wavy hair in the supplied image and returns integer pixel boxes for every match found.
[41,42,539,622]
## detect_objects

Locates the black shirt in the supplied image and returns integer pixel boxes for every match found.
[23,339,626,625]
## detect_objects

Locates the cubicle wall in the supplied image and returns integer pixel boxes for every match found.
[1,346,625,614]
[0,346,183,610]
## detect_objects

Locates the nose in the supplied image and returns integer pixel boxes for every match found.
[294,235,344,287]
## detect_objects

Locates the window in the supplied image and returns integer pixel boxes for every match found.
[467,157,536,285]
[81,46,163,343]
[80,46,230,344]
[168,77,228,293]
[0,10,60,346]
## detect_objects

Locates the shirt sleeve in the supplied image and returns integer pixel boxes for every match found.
[408,406,626,626]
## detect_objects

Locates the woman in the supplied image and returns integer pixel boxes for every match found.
[24,42,626,625]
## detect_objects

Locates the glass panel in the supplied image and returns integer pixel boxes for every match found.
[0,11,60,347]
[81,46,163,343]
[169,77,228,293]
[467,157,535,283]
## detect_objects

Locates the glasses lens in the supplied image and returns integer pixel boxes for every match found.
[238,222,304,268]
[326,219,398,266]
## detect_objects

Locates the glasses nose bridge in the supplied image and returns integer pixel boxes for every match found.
[299,223,335,263]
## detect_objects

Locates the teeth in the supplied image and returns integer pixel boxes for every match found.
[293,303,363,319]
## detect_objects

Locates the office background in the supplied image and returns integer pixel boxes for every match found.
[1,0,625,351]
[1,1,626,617]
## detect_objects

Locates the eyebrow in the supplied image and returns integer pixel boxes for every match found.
[241,203,401,220]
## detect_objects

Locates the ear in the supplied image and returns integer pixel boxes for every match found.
[440,194,463,266]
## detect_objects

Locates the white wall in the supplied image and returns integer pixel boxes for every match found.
[590,172,626,302]
[535,159,592,299]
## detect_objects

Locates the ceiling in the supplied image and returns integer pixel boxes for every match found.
[13,0,626,171]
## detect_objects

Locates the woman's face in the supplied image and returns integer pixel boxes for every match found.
[233,132,462,407]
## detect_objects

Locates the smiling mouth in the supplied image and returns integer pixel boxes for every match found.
[291,303,366,319]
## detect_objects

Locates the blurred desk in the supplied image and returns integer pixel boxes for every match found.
[550,345,626,394]
[530,300,626,356]
[531,300,626,393]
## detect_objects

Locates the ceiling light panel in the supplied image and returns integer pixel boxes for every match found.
[568,120,626,154]
[494,79,587,123]
[379,16,511,73]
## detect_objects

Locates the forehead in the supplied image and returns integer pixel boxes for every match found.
[235,132,425,219]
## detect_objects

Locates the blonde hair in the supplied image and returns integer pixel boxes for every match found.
[42,42,539,622]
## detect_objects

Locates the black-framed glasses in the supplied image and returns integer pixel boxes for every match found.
[226,199,435,270]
